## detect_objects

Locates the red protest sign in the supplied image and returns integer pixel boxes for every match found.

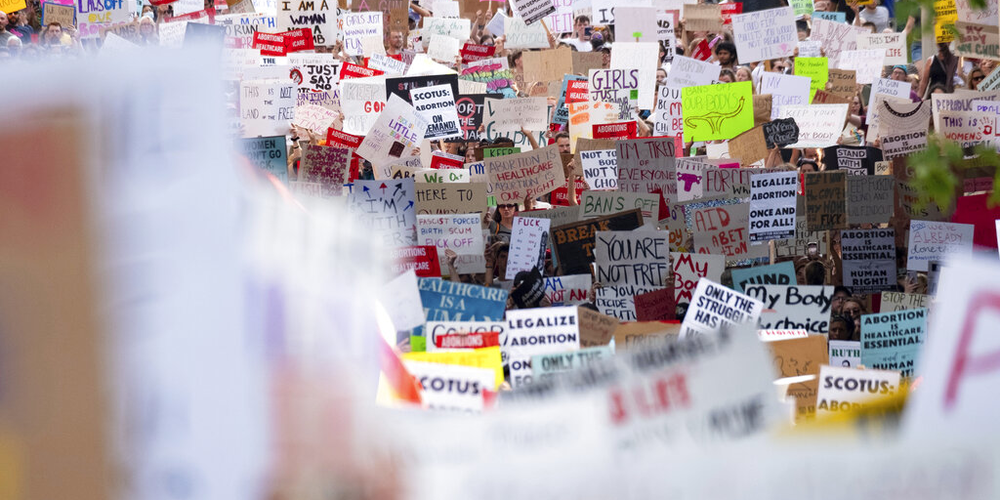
[430,152,464,170]
[389,246,442,277]
[550,178,589,206]
[460,42,496,63]
[634,287,676,321]
[692,39,712,61]
[326,128,364,148]
[253,31,286,56]
[565,80,589,104]
[435,331,501,349]
[283,28,314,53]
[593,122,637,139]
[721,3,742,24]
[340,62,384,80]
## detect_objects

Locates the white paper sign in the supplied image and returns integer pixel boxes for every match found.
[507,216,552,279]
[403,361,496,412]
[240,79,296,137]
[484,96,550,132]
[680,278,764,338]
[506,307,581,387]
[778,104,849,148]
[759,73,811,119]
[340,76,387,135]
[411,84,462,140]
[743,285,834,334]
[748,171,797,242]
[816,365,901,416]
[653,86,684,140]
[580,149,618,190]
[857,32,907,66]
[837,49,886,85]
[906,220,975,272]
[829,340,862,368]
[356,93,428,167]
[427,34,461,63]
[343,12,383,56]
[610,41,659,110]
[417,213,486,274]
[512,0,557,25]
[731,7,797,64]
[665,56,720,88]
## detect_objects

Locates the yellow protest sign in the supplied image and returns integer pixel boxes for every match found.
[934,0,957,44]
[402,346,504,387]
[0,0,26,14]
[795,57,829,102]
[681,81,754,141]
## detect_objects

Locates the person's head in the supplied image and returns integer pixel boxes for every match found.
[890,65,908,82]
[45,22,63,43]
[850,93,865,115]
[574,15,590,38]
[139,16,155,35]
[804,260,826,285]
[388,30,404,50]
[841,297,865,323]
[142,4,154,16]
[715,41,737,65]
[798,158,818,173]
[862,21,876,33]
[735,66,752,82]
[929,83,948,94]
[656,67,667,84]
[6,34,21,54]
[555,132,570,154]
[771,58,789,73]
[938,42,951,56]
[494,203,518,225]
[492,136,515,148]
[464,146,477,163]
[829,315,854,341]
[0,10,9,31]
[813,0,832,11]
[6,9,19,25]
[600,45,611,67]
[969,67,985,89]
[981,59,997,75]
[718,68,736,83]
[494,243,510,277]
[831,286,851,315]
[510,50,523,69]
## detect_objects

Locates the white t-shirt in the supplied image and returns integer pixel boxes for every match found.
[859,6,890,33]
[562,38,593,52]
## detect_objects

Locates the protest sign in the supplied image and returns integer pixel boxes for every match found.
[485,144,565,203]
[410,84,462,140]
[581,191,659,227]
[356,94,428,168]
[777,104,848,148]
[288,53,341,92]
[532,345,613,381]
[612,321,684,351]
[382,269,428,332]
[760,73,811,120]
[857,32,907,66]
[76,0,131,39]
[521,47,574,84]
[692,203,751,257]
[239,136,288,182]
[775,216,829,258]
[731,7,797,64]
[823,145,884,175]
[827,69,858,100]
[794,57,829,99]
[343,11,383,56]
[511,0,556,25]
[543,275,592,306]
[414,183,486,217]
[415,278,507,351]
[340,76,387,135]
[804,171,847,232]
[298,145,351,196]
[610,42,659,110]
[748,171,797,242]
[880,292,931,312]
[939,111,988,149]
[403,360,495,412]
[768,334,827,419]
[878,99,931,159]
[744,285,833,334]
[684,3,723,32]
[277,0,336,46]
[292,104,339,136]
[427,34,460,62]
[615,6,659,43]
[665,56,721,88]
[348,179,417,246]
[554,75,588,125]
[551,209,643,275]
[417,213,485,274]
[593,231,672,288]
[504,16,550,49]
[798,40,822,57]
[634,287,677,321]
[390,245,442,278]
[731,261,796,294]
[43,2,75,27]
[506,307,580,387]
[653,86,684,140]
[829,340,861,368]
[761,118,800,149]
[594,283,662,322]
[680,278,764,338]
[572,51,605,76]
[545,0,574,33]
[567,100,619,149]
[860,308,928,378]
[868,78,912,126]
[810,18,869,61]
[673,253,725,303]
[506,216,551,280]
[574,306,618,348]
[907,220,975,271]
[484,97,549,132]
[816,365,901,416]
[369,54,408,75]
[954,22,1000,61]
[675,157,708,202]
[351,0,408,37]
[840,229,895,293]
[423,16,471,41]
[727,126,768,165]
[240,79,296,137]
[424,321,505,357]
[759,329,809,341]
[460,42,496,64]
[847,176,895,225]
[615,137,679,202]
[681,81,754,142]
[456,94,486,141]
[838,49,886,85]
[580,149,618,190]
[589,69,640,120]
[593,122,638,139]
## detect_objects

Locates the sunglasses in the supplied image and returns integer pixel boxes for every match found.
[974,76,985,82]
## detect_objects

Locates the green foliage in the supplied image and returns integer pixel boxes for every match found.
[906,135,1000,211]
